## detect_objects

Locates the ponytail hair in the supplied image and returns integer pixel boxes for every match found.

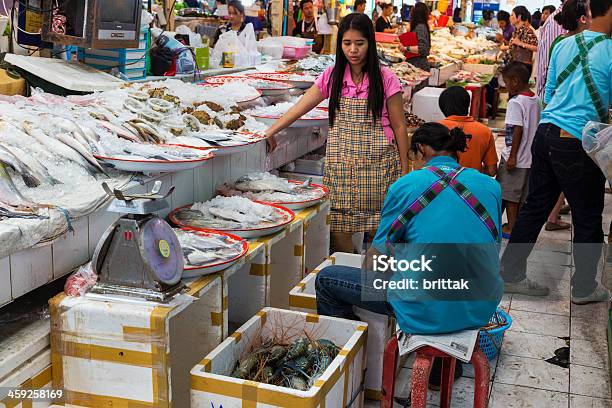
[410,123,471,158]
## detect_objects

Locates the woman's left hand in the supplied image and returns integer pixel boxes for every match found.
[511,37,521,47]
[399,45,407,53]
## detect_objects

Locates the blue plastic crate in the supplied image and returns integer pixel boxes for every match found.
[76,28,149,75]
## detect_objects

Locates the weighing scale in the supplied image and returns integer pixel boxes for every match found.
[89,181,185,303]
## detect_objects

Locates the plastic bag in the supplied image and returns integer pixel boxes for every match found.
[238,23,261,66]
[211,30,247,67]
[64,262,98,297]
[582,121,612,184]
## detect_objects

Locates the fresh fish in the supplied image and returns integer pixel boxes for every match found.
[235,173,295,194]
[172,209,241,229]
[0,145,40,187]
[127,120,166,144]
[0,162,36,209]
[52,132,106,173]
[0,122,54,161]
[0,144,61,185]
[22,122,99,175]
[95,120,142,143]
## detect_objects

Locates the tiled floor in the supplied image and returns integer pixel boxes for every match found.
[364,132,611,407]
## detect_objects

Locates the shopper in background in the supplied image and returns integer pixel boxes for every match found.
[497,62,541,239]
[375,3,396,33]
[506,6,538,73]
[292,0,324,53]
[265,13,409,253]
[496,10,515,45]
[532,10,543,29]
[399,1,431,89]
[479,9,497,28]
[212,0,247,46]
[453,7,462,23]
[354,0,366,13]
[438,87,498,176]
[541,5,557,25]
[501,0,611,302]
[536,5,566,98]
[542,0,590,233]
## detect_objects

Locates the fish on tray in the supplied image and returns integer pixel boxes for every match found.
[174,196,287,230]
[175,229,244,267]
[220,172,325,203]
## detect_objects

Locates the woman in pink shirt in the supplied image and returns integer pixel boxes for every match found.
[265,13,408,253]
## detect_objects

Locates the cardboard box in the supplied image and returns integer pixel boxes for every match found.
[289,253,395,401]
[50,275,224,408]
[191,307,368,408]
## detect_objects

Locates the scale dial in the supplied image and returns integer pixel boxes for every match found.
[140,218,183,285]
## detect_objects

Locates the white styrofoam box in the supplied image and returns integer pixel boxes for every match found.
[0,318,50,382]
[0,349,52,408]
[212,155,232,194]
[428,62,460,86]
[171,169,196,210]
[462,63,497,75]
[0,257,10,306]
[230,152,248,180]
[51,217,89,280]
[246,142,263,173]
[194,159,214,203]
[87,202,120,258]
[224,242,267,328]
[191,308,367,408]
[412,87,473,123]
[10,245,53,299]
[252,219,304,309]
[50,274,224,408]
[289,253,395,401]
[278,171,324,186]
[294,201,331,276]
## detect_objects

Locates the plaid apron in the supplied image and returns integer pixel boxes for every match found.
[324,97,401,233]
[553,32,610,123]
[385,166,500,252]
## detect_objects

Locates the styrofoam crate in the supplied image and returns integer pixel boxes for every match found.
[50,275,224,407]
[0,350,52,408]
[291,156,325,176]
[293,200,331,276]
[191,307,367,408]
[219,241,267,333]
[412,87,473,123]
[251,219,304,309]
[289,253,395,401]
[462,63,498,75]
[278,171,324,186]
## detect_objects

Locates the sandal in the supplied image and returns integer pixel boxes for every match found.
[545,221,571,231]
[502,223,511,239]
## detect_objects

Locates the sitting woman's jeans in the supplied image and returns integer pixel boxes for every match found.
[315,265,395,319]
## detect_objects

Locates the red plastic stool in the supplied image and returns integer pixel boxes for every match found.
[380,335,490,408]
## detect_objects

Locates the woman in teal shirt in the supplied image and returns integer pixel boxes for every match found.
[316,123,504,335]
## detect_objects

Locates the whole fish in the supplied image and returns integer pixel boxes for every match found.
[95,120,142,143]
[22,122,99,175]
[52,132,106,173]
[0,162,36,209]
[0,145,40,188]
[0,144,61,185]
[0,122,54,161]
[235,173,295,194]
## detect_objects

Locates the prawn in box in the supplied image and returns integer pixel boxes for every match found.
[191,308,367,408]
